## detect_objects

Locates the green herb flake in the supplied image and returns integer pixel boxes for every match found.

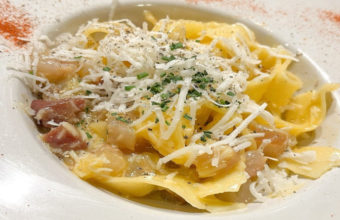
[183,113,192,120]
[162,73,183,86]
[152,100,170,112]
[200,130,212,142]
[218,99,230,105]
[200,136,207,142]
[170,42,183,50]
[124,85,135,91]
[192,70,213,90]
[85,90,92,95]
[161,105,169,112]
[85,107,89,114]
[103,66,111,71]
[116,116,130,124]
[28,70,33,75]
[165,120,171,126]
[148,82,163,94]
[74,56,82,59]
[155,118,159,123]
[160,72,167,78]
[86,132,93,139]
[187,89,202,98]
[161,55,176,62]
[161,93,169,100]
[151,36,157,41]
[137,72,149,80]
[227,91,235,96]
[111,112,118,116]
[182,125,186,129]
[203,130,212,138]
[195,40,200,43]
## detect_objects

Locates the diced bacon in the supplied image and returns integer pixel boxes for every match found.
[245,150,266,178]
[194,146,240,178]
[107,120,136,152]
[43,122,87,151]
[37,59,78,83]
[31,98,86,128]
[251,124,290,158]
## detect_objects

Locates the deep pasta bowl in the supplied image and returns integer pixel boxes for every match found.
[1,0,340,219]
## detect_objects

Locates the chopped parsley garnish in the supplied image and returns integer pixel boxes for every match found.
[165,120,171,126]
[116,116,130,123]
[103,66,111,71]
[161,105,169,112]
[151,36,156,41]
[192,70,213,89]
[170,42,183,50]
[74,56,82,59]
[161,73,183,86]
[183,113,192,120]
[155,118,159,123]
[85,90,92,95]
[227,91,235,96]
[152,100,170,112]
[28,70,33,75]
[200,130,212,142]
[111,112,117,116]
[203,130,212,137]
[161,55,176,62]
[200,136,207,142]
[160,91,176,101]
[182,125,186,129]
[86,132,92,139]
[195,40,200,43]
[161,93,169,100]
[148,82,163,94]
[124,85,135,91]
[187,89,202,98]
[218,99,230,105]
[160,72,167,78]
[85,106,89,113]
[137,72,149,79]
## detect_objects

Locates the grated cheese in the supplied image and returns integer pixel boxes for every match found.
[162,78,191,140]
[250,165,302,201]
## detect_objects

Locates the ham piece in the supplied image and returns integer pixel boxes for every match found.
[31,98,85,128]
[43,122,87,151]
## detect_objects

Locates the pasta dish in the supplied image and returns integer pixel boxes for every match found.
[18,12,340,212]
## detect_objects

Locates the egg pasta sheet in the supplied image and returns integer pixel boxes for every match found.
[20,14,340,212]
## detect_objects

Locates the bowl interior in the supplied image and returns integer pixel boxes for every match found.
[7,1,340,216]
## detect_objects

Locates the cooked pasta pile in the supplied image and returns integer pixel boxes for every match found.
[19,15,340,212]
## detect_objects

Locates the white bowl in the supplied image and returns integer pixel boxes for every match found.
[1,0,340,219]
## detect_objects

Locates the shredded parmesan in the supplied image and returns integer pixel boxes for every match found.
[281,150,317,165]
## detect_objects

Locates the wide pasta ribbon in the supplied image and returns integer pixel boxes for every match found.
[280,146,340,179]
[275,84,339,136]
